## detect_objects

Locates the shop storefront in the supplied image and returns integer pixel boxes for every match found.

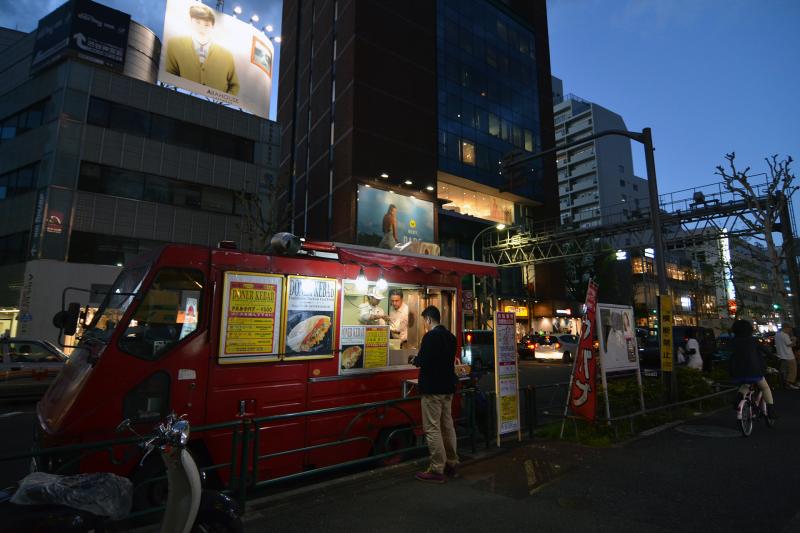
[530,300,583,336]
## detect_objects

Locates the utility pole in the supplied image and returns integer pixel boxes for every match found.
[502,127,675,398]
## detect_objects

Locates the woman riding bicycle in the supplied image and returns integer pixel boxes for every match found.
[729,319,776,420]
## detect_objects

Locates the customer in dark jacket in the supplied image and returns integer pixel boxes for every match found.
[729,319,775,419]
[412,306,458,483]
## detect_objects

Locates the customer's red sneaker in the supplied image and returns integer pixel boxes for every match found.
[415,469,446,483]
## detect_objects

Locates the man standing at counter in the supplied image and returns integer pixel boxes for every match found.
[412,306,458,483]
[388,289,409,347]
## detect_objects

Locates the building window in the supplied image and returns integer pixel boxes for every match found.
[461,140,476,166]
[618,165,625,173]
[87,97,255,163]
[0,231,28,266]
[620,179,626,187]
[633,183,638,192]
[0,99,50,145]
[68,231,165,266]
[0,163,39,199]
[439,181,514,224]
[78,162,238,215]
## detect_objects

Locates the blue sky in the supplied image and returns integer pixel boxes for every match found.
[1,0,797,199]
[547,0,800,197]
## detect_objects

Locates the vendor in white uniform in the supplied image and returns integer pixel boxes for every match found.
[388,289,409,347]
[358,288,386,325]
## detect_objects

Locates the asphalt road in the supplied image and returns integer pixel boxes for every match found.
[249,389,800,532]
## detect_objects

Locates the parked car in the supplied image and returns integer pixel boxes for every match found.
[636,326,717,370]
[461,330,494,372]
[0,338,67,398]
[518,334,569,363]
[555,334,578,363]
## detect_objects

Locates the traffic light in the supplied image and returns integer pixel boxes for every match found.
[773,303,780,311]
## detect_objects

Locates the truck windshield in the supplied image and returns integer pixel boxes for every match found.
[85,265,149,342]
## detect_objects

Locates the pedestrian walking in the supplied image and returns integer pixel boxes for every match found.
[412,305,459,483]
[775,324,798,389]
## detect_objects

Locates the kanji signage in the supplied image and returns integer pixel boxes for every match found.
[569,280,599,422]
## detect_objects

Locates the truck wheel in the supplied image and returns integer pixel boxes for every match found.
[374,426,416,466]
[562,351,572,363]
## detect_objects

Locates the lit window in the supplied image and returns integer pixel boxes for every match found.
[461,140,476,166]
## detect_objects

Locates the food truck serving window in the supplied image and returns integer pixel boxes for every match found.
[339,281,456,373]
[118,269,204,360]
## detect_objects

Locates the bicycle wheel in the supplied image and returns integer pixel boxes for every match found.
[739,399,754,436]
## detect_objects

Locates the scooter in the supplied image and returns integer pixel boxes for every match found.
[0,413,243,532]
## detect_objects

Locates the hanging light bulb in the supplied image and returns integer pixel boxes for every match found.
[376,271,388,293]
[355,267,368,294]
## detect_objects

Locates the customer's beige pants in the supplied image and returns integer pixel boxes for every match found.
[421,394,459,474]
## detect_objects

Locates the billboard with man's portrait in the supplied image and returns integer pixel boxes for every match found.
[159,0,273,119]
[357,185,434,249]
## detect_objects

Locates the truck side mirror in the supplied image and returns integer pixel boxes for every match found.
[53,302,81,336]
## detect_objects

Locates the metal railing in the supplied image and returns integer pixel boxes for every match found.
[0,379,737,524]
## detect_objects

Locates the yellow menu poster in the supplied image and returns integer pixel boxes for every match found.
[219,272,284,363]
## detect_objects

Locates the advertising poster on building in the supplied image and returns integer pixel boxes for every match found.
[31,0,131,73]
[285,276,337,359]
[660,297,674,372]
[568,280,598,422]
[596,303,638,373]
[356,185,434,249]
[219,272,283,363]
[159,0,274,119]
[494,311,521,444]
[339,325,389,371]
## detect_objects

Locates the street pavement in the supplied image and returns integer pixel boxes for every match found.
[242,388,800,533]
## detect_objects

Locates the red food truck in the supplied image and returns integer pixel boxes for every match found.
[36,239,497,503]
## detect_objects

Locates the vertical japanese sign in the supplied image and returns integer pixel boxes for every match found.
[569,280,599,422]
[660,297,674,372]
[494,311,521,445]
[339,325,389,371]
[284,276,337,359]
[219,272,283,363]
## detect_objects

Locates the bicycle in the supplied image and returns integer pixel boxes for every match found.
[736,383,775,436]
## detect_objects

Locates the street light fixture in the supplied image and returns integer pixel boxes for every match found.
[471,222,513,327]
[233,5,242,16]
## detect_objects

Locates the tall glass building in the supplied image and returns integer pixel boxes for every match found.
[437,0,544,203]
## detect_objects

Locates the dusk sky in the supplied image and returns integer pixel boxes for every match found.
[1,0,797,202]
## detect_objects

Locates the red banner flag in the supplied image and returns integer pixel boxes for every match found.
[569,280,599,422]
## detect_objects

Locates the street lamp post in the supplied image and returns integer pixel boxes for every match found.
[471,223,506,328]
[501,127,675,397]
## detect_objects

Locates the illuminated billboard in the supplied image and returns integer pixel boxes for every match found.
[159,0,273,119]
[357,185,435,249]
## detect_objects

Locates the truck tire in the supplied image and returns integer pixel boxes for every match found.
[374,426,416,466]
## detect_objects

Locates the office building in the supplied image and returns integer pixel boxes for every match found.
[0,3,280,342]
[553,80,649,228]
[278,0,563,327]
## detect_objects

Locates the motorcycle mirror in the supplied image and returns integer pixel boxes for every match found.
[116,419,132,433]
[52,302,81,336]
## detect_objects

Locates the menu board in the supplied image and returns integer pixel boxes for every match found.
[285,276,337,359]
[340,325,390,371]
[494,311,521,444]
[219,272,283,363]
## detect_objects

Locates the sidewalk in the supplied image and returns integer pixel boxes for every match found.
[243,389,800,533]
